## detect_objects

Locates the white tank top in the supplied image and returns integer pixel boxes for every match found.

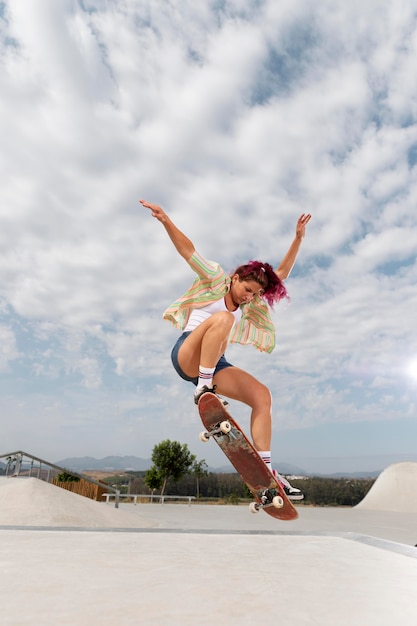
[184,298,242,332]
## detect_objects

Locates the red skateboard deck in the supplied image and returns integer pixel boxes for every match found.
[198,393,298,521]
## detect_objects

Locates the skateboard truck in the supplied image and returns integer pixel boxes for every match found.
[199,420,232,442]
[249,489,284,514]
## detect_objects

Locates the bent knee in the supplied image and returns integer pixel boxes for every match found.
[247,382,271,410]
[210,311,236,331]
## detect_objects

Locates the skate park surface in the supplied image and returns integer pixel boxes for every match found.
[1,462,417,626]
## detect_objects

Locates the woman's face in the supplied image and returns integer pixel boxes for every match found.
[230,275,263,305]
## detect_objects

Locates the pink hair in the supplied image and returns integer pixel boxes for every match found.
[232,260,288,307]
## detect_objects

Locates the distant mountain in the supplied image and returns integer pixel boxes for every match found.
[55,456,152,472]
[289,453,417,476]
[54,455,382,478]
[56,456,236,474]
[211,461,309,475]
[318,471,379,479]
[55,456,306,475]
[273,462,309,476]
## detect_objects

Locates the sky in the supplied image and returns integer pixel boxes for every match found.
[1,0,417,474]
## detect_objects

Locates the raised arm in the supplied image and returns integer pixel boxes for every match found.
[140,200,195,261]
[276,213,311,280]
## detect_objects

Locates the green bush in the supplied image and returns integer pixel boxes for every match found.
[56,471,80,483]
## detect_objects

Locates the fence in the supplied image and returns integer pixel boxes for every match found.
[52,477,108,502]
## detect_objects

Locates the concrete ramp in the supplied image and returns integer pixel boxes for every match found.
[0,477,156,528]
[356,462,417,512]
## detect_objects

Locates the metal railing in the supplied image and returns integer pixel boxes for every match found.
[103,493,195,506]
[0,450,120,507]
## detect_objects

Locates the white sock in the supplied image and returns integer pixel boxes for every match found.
[196,365,215,390]
[258,451,272,471]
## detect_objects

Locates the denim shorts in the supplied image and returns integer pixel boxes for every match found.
[171,331,234,386]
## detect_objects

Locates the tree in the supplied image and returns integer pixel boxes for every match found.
[144,466,163,493]
[191,459,208,499]
[147,440,196,496]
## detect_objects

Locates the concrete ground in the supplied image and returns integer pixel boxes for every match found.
[1,477,417,626]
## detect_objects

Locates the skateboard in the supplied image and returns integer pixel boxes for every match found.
[198,393,298,521]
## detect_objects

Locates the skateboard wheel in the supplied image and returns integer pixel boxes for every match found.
[249,502,259,514]
[219,420,231,434]
[272,495,284,509]
[199,431,210,442]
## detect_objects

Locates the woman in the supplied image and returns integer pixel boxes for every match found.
[141,199,311,499]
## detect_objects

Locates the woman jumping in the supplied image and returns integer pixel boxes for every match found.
[141,199,311,500]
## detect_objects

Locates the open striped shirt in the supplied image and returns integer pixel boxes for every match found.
[163,251,277,353]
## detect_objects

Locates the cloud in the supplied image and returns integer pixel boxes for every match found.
[0,322,19,371]
[1,0,417,469]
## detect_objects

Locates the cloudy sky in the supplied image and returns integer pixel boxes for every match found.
[1,0,417,474]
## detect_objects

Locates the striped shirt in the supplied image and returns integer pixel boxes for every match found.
[163,251,277,353]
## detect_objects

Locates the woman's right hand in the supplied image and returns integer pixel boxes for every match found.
[139,199,167,223]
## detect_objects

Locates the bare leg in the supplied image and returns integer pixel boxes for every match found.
[177,313,272,451]
[213,366,272,451]
[177,311,235,377]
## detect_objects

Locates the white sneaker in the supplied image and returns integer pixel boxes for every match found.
[194,385,216,405]
[273,470,304,501]
[194,385,229,407]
